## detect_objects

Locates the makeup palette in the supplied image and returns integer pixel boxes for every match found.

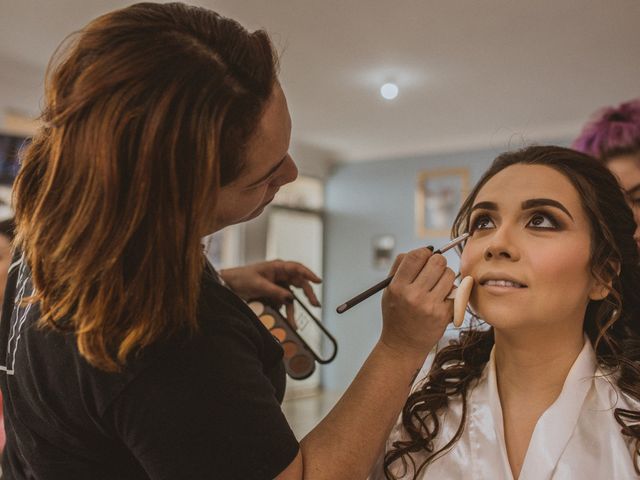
[248,291,338,380]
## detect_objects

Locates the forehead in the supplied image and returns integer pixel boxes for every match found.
[607,154,640,192]
[245,85,291,163]
[476,164,581,206]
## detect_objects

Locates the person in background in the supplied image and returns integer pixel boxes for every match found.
[0,217,13,461]
[573,98,640,249]
[0,218,13,307]
[373,146,640,479]
[0,3,454,479]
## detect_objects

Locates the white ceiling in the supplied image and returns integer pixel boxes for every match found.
[1,0,639,163]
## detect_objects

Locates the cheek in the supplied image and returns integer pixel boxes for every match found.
[530,244,593,292]
[459,242,483,278]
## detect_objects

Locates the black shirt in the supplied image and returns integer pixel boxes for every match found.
[0,256,299,479]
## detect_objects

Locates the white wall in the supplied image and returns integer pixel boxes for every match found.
[0,55,43,132]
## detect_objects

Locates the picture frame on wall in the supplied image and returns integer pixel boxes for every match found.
[415,167,470,237]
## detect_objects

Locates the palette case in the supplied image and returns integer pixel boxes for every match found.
[248,292,337,380]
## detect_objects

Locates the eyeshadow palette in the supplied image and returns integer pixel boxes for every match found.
[248,292,337,380]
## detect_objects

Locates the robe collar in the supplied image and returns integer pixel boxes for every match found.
[481,336,596,480]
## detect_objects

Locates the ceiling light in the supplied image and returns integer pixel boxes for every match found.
[380,83,399,100]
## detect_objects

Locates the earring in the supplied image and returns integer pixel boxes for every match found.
[447,276,474,327]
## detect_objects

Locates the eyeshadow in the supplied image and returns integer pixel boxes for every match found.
[259,314,275,330]
[280,340,298,358]
[248,301,264,317]
[271,327,287,342]
[288,354,315,378]
[249,300,317,380]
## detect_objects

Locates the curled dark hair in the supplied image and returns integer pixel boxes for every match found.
[384,145,640,478]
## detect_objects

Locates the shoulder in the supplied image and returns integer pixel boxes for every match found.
[106,308,296,478]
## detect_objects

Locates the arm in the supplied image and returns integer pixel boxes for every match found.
[278,248,455,479]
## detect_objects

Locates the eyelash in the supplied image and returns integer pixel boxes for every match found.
[469,210,560,233]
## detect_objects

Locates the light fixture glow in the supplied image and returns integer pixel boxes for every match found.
[380,82,399,100]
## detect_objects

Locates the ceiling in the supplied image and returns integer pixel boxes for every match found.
[1,0,639,163]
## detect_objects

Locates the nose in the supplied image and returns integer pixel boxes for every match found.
[483,227,520,261]
[279,154,298,186]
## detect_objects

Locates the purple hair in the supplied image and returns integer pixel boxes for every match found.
[573,98,640,160]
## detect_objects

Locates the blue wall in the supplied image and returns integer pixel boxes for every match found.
[321,141,571,393]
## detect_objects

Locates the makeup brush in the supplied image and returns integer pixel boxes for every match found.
[336,232,470,314]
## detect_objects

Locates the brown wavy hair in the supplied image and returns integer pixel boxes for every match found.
[12,2,278,371]
[384,146,640,478]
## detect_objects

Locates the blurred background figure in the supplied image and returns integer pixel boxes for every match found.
[0,217,14,462]
[0,218,14,304]
[573,98,640,249]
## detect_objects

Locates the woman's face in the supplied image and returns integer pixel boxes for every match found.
[211,83,298,233]
[607,153,640,249]
[460,164,607,333]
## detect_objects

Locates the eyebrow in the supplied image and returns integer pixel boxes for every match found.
[627,184,640,196]
[245,156,287,188]
[470,198,574,221]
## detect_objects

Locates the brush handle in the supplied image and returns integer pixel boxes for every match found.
[336,275,393,313]
[335,233,469,315]
[336,246,436,314]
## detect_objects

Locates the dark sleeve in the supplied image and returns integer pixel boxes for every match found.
[106,318,299,480]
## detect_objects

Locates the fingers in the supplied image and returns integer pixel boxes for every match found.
[392,248,434,285]
[388,253,405,276]
[299,281,320,307]
[285,301,298,330]
[271,260,322,284]
[269,260,322,307]
[413,254,448,291]
[429,267,456,301]
[255,277,294,306]
[393,249,454,299]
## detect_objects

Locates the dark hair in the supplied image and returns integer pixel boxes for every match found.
[12,2,278,371]
[573,98,640,161]
[384,145,640,478]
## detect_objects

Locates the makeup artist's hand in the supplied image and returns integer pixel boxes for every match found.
[220,260,322,308]
[380,248,455,355]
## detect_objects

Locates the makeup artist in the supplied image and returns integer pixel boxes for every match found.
[573,98,640,250]
[0,3,455,479]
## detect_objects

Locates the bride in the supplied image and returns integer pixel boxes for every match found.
[373,145,640,480]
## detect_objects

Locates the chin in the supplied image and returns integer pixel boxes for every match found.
[471,301,527,330]
[245,205,266,221]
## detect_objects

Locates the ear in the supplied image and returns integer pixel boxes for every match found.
[589,283,610,301]
[589,260,621,301]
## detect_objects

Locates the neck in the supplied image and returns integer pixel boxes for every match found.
[493,327,585,403]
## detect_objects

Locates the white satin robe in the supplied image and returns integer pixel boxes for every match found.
[372,338,639,479]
